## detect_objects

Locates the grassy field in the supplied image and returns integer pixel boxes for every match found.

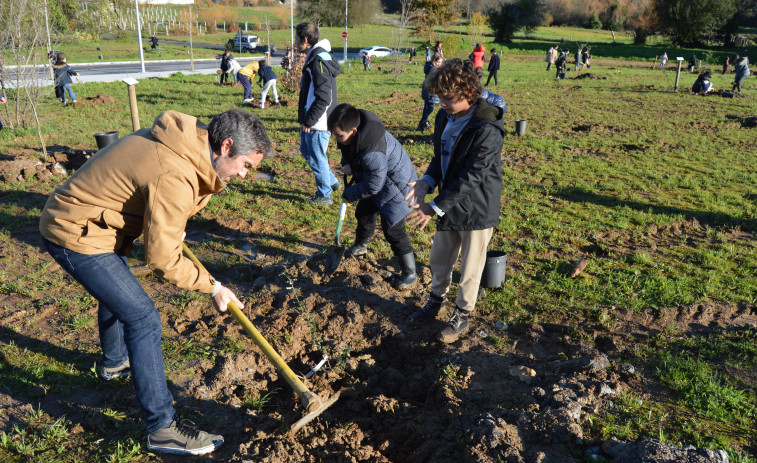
[0,44,756,461]
[44,17,750,67]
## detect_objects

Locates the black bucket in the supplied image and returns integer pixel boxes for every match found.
[481,250,507,289]
[93,131,119,150]
[515,120,527,136]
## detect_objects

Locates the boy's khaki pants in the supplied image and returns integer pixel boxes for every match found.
[429,228,493,313]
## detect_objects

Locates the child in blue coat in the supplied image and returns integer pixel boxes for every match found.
[328,103,419,290]
[53,54,79,105]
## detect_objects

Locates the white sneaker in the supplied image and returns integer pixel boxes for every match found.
[257,105,265,109]
[242,98,253,104]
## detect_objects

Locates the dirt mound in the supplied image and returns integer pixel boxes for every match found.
[140,246,747,462]
[85,93,116,105]
[573,73,607,80]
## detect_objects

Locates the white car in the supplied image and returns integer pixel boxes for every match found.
[358,46,402,58]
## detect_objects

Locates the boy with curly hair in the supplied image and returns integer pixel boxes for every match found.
[404,58,505,343]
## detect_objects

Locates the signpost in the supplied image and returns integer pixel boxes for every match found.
[675,57,684,91]
[122,78,140,131]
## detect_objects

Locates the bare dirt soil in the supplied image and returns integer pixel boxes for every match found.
[0,151,755,462]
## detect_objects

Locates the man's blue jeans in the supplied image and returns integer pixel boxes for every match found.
[300,129,338,198]
[42,238,175,434]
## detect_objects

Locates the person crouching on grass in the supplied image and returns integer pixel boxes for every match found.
[328,103,419,289]
[404,58,504,343]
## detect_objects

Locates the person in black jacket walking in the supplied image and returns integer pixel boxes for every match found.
[295,22,342,205]
[405,58,505,343]
[328,103,419,289]
[485,49,500,86]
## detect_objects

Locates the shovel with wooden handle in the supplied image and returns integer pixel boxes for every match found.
[181,242,340,434]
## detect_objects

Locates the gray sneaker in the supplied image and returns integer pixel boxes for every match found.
[100,359,130,380]
[147,419,223,456]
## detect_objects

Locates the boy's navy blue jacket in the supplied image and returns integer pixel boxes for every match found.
[258,64,277,84]
[298,40,341,131]
[338,110,418,227]
[53,63,77,87]
[427,98,504,231]
[487,54,500,72]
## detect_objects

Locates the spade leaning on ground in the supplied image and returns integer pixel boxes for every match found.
[38,109,273,456]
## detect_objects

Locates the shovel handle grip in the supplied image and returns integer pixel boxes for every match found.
[335,201,347,241]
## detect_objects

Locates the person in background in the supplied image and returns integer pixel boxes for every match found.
[660,52,668,69]
[363,52,371,71]
[470,43,486,71]
[151,34,158,50]
[433,40,443,58]
[39,108,273,456]
[328,103,418,290]
[408,47,417,64]
[237,61,260,104]
[219,50,233,85]
[53,53,79,106]
[228,56,241,83]
[281,48,292,80]
[722,55,730,74]
[555,49,568,79]
[295,21,343,205]
[574,47,583,71]
[404,58,504,344]
[425,46,432,62]
[0,93,6,130]
[257,59,280,109]
[689,54,697,72]
[691,71,714,95]
[475,68,507,112]
[581,48,591,69]
[485,49,500,86]
[732,55,750,93]
[416,52,445,131]
[545,45,558,71]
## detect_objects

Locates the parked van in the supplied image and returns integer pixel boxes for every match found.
[227,34,259,52]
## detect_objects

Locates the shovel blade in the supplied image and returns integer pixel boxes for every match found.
[325,246,346,275]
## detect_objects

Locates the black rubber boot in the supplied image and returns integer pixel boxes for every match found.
[408,293,444,326]
[392,252,417,290]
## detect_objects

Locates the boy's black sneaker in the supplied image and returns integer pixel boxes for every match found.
[408,293,444,326]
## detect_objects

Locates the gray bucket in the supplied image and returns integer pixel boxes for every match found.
[515,120,527,136]
[93,131,119,150]
[481,250,507,289]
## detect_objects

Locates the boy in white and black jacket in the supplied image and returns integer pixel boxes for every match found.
[295,22,342,205]
[405,58,504,343]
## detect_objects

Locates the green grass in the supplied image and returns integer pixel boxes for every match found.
[0,32,755,459]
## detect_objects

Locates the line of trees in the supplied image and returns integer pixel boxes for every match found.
[485,0,756,46]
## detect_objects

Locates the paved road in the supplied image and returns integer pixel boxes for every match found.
[5,46,363,87]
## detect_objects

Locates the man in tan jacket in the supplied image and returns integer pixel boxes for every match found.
[39,109,272,456]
